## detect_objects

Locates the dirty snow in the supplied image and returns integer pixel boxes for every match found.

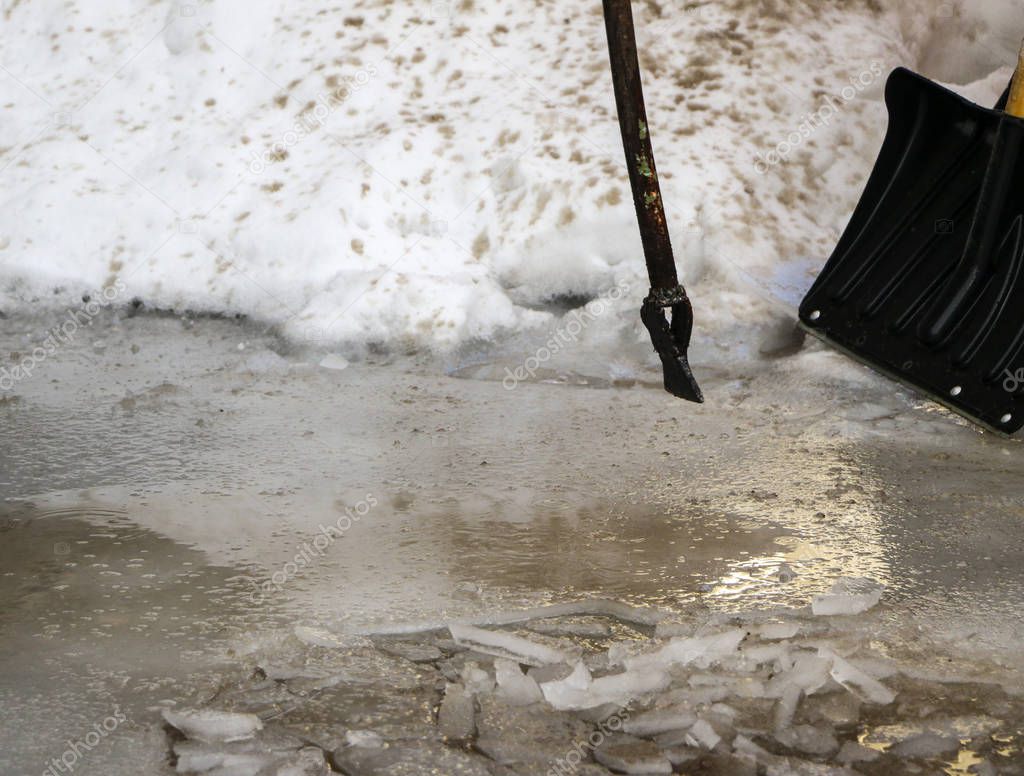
[2,0,1023,362]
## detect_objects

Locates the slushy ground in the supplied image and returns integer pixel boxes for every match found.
[2,313,1024,775]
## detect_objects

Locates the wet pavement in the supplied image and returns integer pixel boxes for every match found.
[2,313,1024,774]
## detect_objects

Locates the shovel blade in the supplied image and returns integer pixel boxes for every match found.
[801,68,1024,433]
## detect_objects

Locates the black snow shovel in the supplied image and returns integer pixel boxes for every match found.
[602,0,703,403]
[800,45,1024,434]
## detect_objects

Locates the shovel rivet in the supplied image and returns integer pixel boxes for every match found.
[1001,413,1013,424]
[950,385,963,397]
[809,310,821,322]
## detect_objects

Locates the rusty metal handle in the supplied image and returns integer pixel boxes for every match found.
[602,0,703,402]
[601,0,678,290]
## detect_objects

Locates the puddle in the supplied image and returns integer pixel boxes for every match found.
[0,504,283,774]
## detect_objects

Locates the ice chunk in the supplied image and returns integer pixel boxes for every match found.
[576,702,623,725]
[344,730,384,748]
[805,691,861,726]
[890,732,960,758]
[588,667,671,707]
[541,661,670,711]
[538,661,592,709]
[622,706,697,736]
[733,735,853,776]
[731,677,769,698]
[162,708,263,743]
[754,622,801,640]
[448,623,570,666]
[850,655,898,680]
[494,658,544,706]
[701,712,737,747]
[686,675,738,702]
[709,703,738,719]
[733,735,771,759]
[331,739,493,775]
[741,643,792,671]
[525,617,612,638]
[773,683,802,731]
[594,735,673,775]
[772,653,831,696]
[626,629,746,671]
[774,724,839,756]
[318,354,349,370]
[176,750,271,774]
[683,676,720,690]
[820,649,895,705]
[173,740,276,774]
[812,577,883,616]
[255,729,308,753]
[440,599,665,630]
[264,747,329,776]
[652,727,690,748]
[685,719,722,750]
[438,683,476,740]
[527,662,575,684]
[661,747,702,768]
[474,696,591,767]
[607,639,648,665]
[662,682,730,707]
[653,622,691,638]
[460,662,496,695]
[292,625,371,649]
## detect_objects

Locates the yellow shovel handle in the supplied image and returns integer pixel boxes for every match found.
[1007,41,1024,118]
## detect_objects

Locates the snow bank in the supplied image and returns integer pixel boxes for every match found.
[1,1,1021,355]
